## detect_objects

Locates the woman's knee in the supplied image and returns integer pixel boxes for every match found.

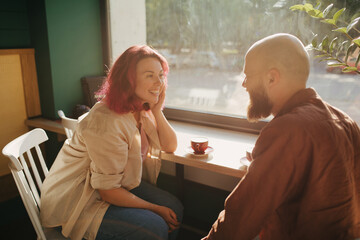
[164,194,184,222]
[173,197,184,221]
[97,207,169,240]
[135,210,168,240]
[146,213,169,240]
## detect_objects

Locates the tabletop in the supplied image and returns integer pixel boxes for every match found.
[161,120,258,178]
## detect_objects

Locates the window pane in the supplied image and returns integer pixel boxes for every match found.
[146,0,360,125]
[308,60,360,125]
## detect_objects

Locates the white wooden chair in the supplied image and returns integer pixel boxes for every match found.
[57,110,78,139]
[2,128,67,239]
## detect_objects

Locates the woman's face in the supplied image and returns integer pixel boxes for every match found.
[134,57,165,105]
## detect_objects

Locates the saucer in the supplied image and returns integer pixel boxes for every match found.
[186,146,214,156]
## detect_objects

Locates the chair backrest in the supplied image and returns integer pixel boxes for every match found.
[2,128,49,240]
[81,75,106,107]
[57,110,78,139]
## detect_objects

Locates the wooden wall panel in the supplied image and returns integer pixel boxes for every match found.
[0,54,28,176]
[0,49,41,180]
[0,49,41,117]
[20,50,42,117]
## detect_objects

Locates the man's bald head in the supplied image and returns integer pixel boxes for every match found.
[242,33,311,119]
[246,33,310,84]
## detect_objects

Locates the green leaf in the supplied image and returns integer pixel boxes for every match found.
[311,34,318,48]
[355,53,360,68]
[322,4,333,18]
[312,46,322,52]
[305,44,316,51]
[321,35,329,51]
[352,37,360,47]
[333,27,348,34]
[329,37,338,53]
[314,54,328,58]
[333,8,345,24]
[351,12,360,21]
[320,57,337,62]
[321,19,336,25]
[289,4,305,11]
[327,63,346,67]
[308,9,324,18]
[336,40,348,58]
[303,3,314,13]
[315,9,324,18]
[346,17,360,33]
[343,67,358,72]
[345,43,356,63]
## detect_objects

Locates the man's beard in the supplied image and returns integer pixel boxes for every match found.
[247,85,273,122]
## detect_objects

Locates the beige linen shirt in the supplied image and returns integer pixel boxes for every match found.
[40,102,162,240]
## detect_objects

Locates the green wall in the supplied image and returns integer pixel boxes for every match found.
[45,0,103,118]
[29,0,104,163]
[0,0,31,48]
[28,0,55,119]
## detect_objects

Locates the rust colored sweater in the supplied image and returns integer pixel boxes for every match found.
[203,88,360,240]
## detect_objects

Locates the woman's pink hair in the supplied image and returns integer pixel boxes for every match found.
[96,45,169,114]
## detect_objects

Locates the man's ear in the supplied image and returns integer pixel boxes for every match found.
[266,68,280,89]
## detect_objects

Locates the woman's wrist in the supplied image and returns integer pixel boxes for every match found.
[148,203,161,213]
[152,109,164,119]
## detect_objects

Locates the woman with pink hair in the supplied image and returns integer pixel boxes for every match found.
[40,45,183,240]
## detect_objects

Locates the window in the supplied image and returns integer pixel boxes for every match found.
[105,0,360,130]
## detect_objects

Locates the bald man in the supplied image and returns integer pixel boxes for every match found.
[202,33,360,240]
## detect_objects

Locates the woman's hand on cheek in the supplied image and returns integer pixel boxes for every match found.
[150,85,166,114]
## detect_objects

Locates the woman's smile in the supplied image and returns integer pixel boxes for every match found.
[135,57,165,104]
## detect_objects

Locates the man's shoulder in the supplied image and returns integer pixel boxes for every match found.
[265,110,308,132]
[269,99,332,129]
[263,100,359,139]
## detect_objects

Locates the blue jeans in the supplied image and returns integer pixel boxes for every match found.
[95,181,183,240]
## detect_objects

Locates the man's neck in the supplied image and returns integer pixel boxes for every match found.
[272,86,305,116]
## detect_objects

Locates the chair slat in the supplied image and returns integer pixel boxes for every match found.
[26,150,43,189]
[19,154,41,207]
[13,170,45,238]
[58,110,78,139]
[16,170,40,211]
[35,145,49,177]
[65,129,73,139]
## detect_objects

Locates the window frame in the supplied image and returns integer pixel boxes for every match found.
[163,107,266,134]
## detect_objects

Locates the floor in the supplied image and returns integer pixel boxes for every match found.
[0,196,204,240]
[0,197,37,240]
